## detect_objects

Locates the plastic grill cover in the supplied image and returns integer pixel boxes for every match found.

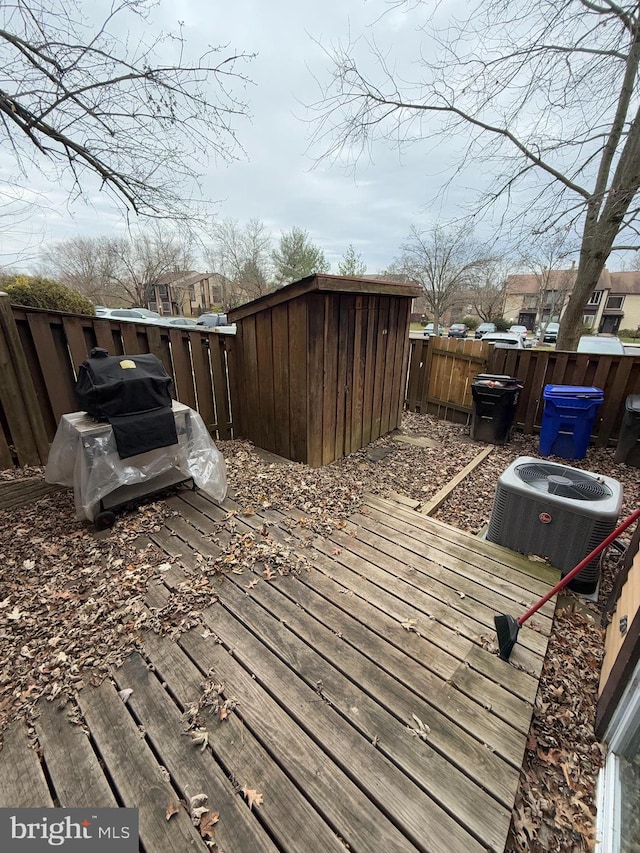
[45,404,227,521]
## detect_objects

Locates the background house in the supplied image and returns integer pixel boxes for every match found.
[504,268,640,334]
[148,271,228,316]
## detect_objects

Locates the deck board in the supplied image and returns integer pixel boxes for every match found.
[142,631,349,853]
[113,652,278,853]
[0,489,556,853]
[35,699,118,808]
[178,627,422,853]
[0,723,54,807]
[77,681,207,851]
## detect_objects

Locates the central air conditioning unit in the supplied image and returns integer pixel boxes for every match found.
[487,456,623,594]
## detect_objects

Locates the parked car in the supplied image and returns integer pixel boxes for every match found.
[160,316,199,328]
[423,323,445,337]
[475,322,497,339]
[97,308,163,324]
[197,312,228,328]
[448,323,468,338]
[538,322,560,344]
[481,332,524,349]
[577,335,626,355]
[509,324,529,344]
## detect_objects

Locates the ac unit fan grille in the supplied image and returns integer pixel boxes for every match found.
[514,462,612,501]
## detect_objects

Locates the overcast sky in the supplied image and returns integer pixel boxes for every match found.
[0,0,627,274]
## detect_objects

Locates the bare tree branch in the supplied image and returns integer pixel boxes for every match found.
[0,0,255,219]
[310,0,640,349]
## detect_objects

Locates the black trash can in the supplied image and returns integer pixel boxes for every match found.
[471,374,522,444]
[614,395,640,466]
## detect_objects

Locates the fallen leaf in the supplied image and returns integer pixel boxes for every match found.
[332,547,342,556]
[245,579,259,589]
[401,619,417,631]
[262,567,274,580]
[190,794,208,810]
[408,713,430,741]
[199,811,219,840]
[118,688,133,703]
[191,806,209,825]
[165,802,179,821]
[242,786,264,810]
[7,606,21,621]
[188,729,209,751]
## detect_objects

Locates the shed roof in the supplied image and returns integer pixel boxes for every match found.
[227,274,422,322]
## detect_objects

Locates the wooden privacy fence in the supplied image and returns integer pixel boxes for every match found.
[3,298,640,469]
[489,346,640,446]
[405,337,490,423]
[0,296,234,467]
[405,335,640,446]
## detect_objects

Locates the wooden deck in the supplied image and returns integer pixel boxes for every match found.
[0,491,558,853]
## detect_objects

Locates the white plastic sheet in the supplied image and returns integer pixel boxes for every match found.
[45,402,227,521]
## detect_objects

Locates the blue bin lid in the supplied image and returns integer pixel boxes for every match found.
[543,384,604,399]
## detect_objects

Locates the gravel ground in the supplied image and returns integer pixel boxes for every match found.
[1,413,639,850]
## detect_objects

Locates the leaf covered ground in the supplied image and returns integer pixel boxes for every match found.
[1,413,639,850]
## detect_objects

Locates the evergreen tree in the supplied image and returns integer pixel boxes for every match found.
[271,227,330,286]
[338,244,367,277]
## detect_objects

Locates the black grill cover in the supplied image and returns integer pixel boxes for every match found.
[75,349,178,458]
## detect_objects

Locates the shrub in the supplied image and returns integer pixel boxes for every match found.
[1,275,95,315]
[619,328,640,339]
[461,315,479,330]
[491,317,510,331]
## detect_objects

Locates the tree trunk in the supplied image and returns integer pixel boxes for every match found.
[557,251,604,350]
[558,203,628,349]
[558,195,631,349]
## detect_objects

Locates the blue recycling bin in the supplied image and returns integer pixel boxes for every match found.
[539,385,604,460]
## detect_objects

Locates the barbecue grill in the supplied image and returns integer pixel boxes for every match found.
[46,349,227,527]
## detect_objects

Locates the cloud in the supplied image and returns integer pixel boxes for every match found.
[1,0,513,275]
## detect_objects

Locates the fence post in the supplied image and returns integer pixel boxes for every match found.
[0,293,50,465]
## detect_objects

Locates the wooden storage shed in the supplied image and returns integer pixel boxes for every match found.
[227,274,421,467]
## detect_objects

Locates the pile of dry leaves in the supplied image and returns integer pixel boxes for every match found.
[0,491,218,733]
[1,412,638,851]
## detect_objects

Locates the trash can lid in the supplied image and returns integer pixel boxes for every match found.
[543,384,604,399]
[474,373,521,388]
[626,394,640,414]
